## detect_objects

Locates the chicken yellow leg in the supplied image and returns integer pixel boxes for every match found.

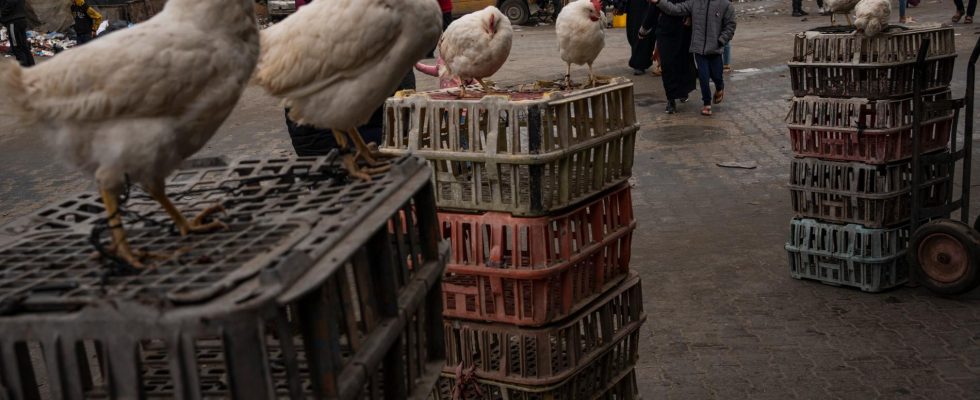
[588,63,597,88]
[845,14,853,26]
[100,187,143,268]
[147,181,228,236]
[476,78,495,94]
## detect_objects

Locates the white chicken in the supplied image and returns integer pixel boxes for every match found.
[0,0,260,267]
[854,0,891,37]
[438,6,514,97]
[823,0,861,26]
[556,0,605,87]
[255,0,442,180]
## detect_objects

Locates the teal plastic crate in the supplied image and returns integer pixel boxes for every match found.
[786,218,909,292]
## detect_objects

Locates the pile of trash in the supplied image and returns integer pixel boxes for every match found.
[1,20,133,59]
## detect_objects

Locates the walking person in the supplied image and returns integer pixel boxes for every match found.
[639,0,696,114]
[0,0,34,66]
[626,0,656,74]
[897,0,914,23]
[792,0,808,16]
[71,0,103,45]
[652,0,736,116]
[952,0,976,23]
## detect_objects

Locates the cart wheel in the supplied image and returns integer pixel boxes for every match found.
[908,220,980,295]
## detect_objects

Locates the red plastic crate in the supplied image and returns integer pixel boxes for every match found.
[788,115,952,164]
[442,274,643,386]
[440,185,634,326]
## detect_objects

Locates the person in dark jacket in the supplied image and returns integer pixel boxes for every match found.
[285,69,416,157]
[626,0,655,74]
[639,1,696,114]
[652,0,735,116]
[0,0,35,66]
[71,0,103,45]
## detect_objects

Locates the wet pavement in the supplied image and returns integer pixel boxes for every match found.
[2,0,980,398]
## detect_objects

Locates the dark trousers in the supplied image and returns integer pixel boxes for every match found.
[76,32,92,45]
[694,53,724,106]
[792,0,803,12]
[442,12,453,30]
[954,0,978,15]
[5,19,35,67]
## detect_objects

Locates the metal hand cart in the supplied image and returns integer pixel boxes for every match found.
[908,36,980,295]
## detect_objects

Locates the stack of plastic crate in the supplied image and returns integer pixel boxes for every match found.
[785,25,957,292]
[0,154,448,399]
[382,79,645,399]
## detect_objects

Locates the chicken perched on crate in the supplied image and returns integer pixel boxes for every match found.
[438,6,514,97]
[854,0,891,37]
[255,0,442,181]
[0,0,260,267]
[556,0,606,88]
[823,0,861,26]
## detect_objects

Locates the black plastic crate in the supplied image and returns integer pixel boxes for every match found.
[0,154,449,400]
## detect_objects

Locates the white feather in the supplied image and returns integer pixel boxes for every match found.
[438,6,514,82]
[854,0,891,37]
[556,0,605,67]
[255,0,442,129]
[0,0,260,191]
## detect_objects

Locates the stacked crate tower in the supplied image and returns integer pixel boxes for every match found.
[785,25,957,292]
[383,78,644,399]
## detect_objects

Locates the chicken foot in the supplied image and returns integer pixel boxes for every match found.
[588,63,597,88]
[99,187,144,268]
[476,78,495,94]
[147,182,228,236]
[330,128,392,182]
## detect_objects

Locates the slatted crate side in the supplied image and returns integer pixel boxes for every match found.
[442,275,643,386]
[792,26,955,64]
[0,231,448,400]
[788,55,956,99]
[383,79,636,157]
[789,155,953,227]
[788,115,953,164]
[439,184,633,271]
[428,127,635,216]
[786,218,910,292]
[441,223,633,327]
[787,90,951,129]
[431,339,639,400]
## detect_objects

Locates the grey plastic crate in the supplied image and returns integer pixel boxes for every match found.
[787,90,951,130]
[786,218,909,292]
[792,25,955,65]
[381,78,638,216]
[788,55,955,99]
[789,154,953,228]
[0,154,449,400]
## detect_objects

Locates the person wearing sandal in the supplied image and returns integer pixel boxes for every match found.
[651,0,735,116]
[952,0,976,23]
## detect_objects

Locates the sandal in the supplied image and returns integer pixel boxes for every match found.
[723,64,732,74]
[953,11,963,23]
[713,90,725,104]
[900,16,915,23]
[966,16,974,23]
[701,106,712,116]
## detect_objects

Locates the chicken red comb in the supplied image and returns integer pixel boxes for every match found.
[592,0,602,12]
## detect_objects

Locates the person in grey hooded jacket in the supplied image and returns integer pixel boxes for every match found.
[651,0,735,115]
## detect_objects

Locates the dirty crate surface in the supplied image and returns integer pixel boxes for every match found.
[789,153,953,228]
[443,275,643,387]
[0,154,449,400]
[788,54,955,99]
[786,218,909,292]
[787,90,951,130]
[440,184,634,326]
[788,114,952,164]
[431,319,639,400]
[792,25,955,65]
[382,78,638,216]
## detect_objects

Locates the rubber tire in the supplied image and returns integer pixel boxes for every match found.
[908,219,980,295]
[500,0,531,25]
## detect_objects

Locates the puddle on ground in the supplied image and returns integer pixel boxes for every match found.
[651,125,728,144]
